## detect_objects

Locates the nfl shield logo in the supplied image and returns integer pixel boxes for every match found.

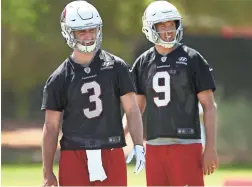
[84,67,91,74]
[161,56,167,62]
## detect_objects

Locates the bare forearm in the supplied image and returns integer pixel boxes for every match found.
[203,106,217,149]
[122,114,129,135]
[42,125,59,175]
[126,108,144,145]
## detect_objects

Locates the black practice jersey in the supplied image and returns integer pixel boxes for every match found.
[41,49,135,150]
[131,45,216,140]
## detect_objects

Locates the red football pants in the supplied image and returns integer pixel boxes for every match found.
[146,143,204,186]
[59,148,127,186]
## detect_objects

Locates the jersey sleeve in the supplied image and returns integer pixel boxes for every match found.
[116,60,136,96]
[41,72,65,111]
[131,56,145,95]
[194,53,216,94]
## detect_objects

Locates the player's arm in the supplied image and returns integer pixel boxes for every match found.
[197,90,217,149]
[122,57,146,136]
[117,59,144,145]
[121,94,145,174]
[198,90,218,175]
[136,95,146,114]
[194,52,218,175]
[123,94,146,136]
[42,110,61,176]
[122,93,145,174]
[121,93,144,146]
[194,53,217,150]
[117,59,145,173]
[41,73,65,181]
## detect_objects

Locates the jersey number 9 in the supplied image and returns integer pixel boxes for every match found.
[152,71,171,107]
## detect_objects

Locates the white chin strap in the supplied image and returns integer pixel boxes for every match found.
[76,42,96,53]
[158,39,176,48]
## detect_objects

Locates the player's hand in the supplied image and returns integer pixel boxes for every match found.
[42,172,58,187]
[126,145,145,174]
[202,147,219,175]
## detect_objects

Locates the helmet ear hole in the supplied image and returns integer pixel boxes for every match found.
[61,31,69,41]
[175,20,180,29]
[142,28,148,33]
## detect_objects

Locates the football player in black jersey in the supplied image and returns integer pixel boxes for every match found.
[128,1,218,186]
[41,1,145,186]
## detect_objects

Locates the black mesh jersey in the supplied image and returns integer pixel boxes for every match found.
[131,45,216,140]
[41,49,136,150]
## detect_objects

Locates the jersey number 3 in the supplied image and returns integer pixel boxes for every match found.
[152,71,171,107]
[81,81,102,119]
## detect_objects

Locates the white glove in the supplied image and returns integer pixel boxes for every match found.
[126,145,145,174]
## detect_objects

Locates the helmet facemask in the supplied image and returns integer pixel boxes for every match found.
[153,20,182,48]
[61,24,103,53]
[150,19,183,48]
[73,25,102,53]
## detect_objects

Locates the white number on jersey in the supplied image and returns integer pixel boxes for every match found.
[81,81,103,119]
[152,71,171,107]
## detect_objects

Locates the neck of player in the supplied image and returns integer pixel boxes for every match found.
[155,44,176,56]
[71,49,96,65]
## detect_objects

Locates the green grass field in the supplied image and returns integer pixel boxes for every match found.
[1,164,252,186]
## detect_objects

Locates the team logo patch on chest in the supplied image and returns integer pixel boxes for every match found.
[84,67,91,74]
[176,57,187,65]
[161,56,167,62]
[101,60,114,70]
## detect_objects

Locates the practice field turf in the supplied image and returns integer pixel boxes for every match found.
[1,164,252,186]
